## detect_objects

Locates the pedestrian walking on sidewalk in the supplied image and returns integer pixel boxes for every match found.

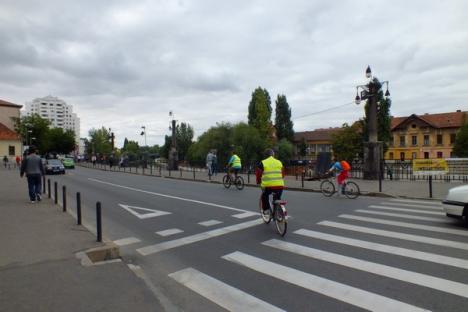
[20,146,45,203]
[3,155,8,168]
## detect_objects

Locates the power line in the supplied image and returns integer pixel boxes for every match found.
[293,101,354,121]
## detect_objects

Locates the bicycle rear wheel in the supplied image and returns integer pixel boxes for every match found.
[274,205,287,236]
[235,176,244,190]
[222,175,231,188]
[320,180,335,197]
[259,197,272,224]
[344,181,360,199]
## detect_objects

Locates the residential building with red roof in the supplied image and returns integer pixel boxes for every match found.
[293,127,341,159]
[0,99,23,162]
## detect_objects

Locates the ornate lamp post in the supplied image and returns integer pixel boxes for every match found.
[355,66,390,180]
[168,111,178,170]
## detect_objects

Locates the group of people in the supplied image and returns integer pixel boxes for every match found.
[205,150,218,176]
[3,155,22,168]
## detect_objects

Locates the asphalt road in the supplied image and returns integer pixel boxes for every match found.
[48,166,468,312]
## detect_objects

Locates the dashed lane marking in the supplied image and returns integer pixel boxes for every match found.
[113,237,141,246]
[156,228,184,237]
[198,220,223,227]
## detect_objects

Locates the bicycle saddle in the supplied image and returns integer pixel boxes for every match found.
[274,200,287,205]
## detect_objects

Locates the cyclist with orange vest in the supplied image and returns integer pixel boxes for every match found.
[328,157,351,194]
[256,149,285,213]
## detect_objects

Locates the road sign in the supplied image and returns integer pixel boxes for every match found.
[412,159,448,175]
[119,204,171,219]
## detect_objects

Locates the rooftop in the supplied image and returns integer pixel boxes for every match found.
[0,122,20,141]
[391,110,467,130]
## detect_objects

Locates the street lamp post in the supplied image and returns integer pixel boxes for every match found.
[355,66,390,180]
[168,111,178,170]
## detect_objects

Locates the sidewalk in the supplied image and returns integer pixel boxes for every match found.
[0,168,163,312]
[82,162,467,200]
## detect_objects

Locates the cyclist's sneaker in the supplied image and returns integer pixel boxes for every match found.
[36,194,42,201]
[262,209,270,216]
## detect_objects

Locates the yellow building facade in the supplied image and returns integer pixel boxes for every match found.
[0,99,23,162]
[386,111,466,160]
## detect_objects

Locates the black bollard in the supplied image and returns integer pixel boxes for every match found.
[54,182,58,204]
[301,172,304,188]
[76,192,82,225]
[193,168,195,180]
[96,202,102,242]
[47,179,51,198]
[429,175,433,198]
[62,186,67,212]
[42,175,46,194]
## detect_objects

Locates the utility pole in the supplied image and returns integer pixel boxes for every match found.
[168,112,178,170]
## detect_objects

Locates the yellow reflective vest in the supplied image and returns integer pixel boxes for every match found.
[230,154,241,168]
[261,156,284,188]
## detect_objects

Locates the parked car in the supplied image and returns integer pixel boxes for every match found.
[62,158,75,169]
[45,159,65,174]
[443,184,468,225]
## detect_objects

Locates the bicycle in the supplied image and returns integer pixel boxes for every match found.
[320,174,360,199]
[222,171,244,190]
[259,194,288,236]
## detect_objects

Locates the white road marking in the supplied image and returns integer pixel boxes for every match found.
[89,178,249,213]
[318,221,468,250]
[263,239,468,299]
[222,251,429,312]
[369,205,445,215]
[232,212,259,219]
[379,202,443,210]
[113,237,141,246]
[294,229,468,270]
[339,214,468,237]
[156,228,184,237]
[119,204,171,219]
[198,220,223,227]
[355,209,447,222]
[169,268,285,312]
[389,199,442,206]
[137,219,261,256]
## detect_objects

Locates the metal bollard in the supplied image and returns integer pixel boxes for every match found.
[301,172,304,188]
[429,175,433,198]
[247,171,250,184]
[62,186,67,212]
[150,164,153,175]
[47,179,51,198]
[54,182,58,204]
[159,166,162,176]
[180,169,182,178]
[193,168,196,180]
[76,192,82,225]
[96,202,102,242]
[42,175,46,194]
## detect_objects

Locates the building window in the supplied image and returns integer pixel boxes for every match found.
[8,146,15,156]
[423,135,429,146]
[411,135,417,146]
[389,136,394,147]
[450,133,456,144]
[437,134,443,145]
[412,152,417,159]
[399,136,405,147]
[389,152,394,160]
[437,151,443,158]
[424,152,429,159]
[400,152,405,161]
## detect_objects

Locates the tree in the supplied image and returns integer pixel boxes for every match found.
[176,122,194,161]
[12,114,50,153]
[248,87,273,142]
[453,115,468,157]
[274,94,294,142]
[361,91,392,152]
[298,138,307,158]
[232,123,266,166]
[46,128,76,154]
[331,123,363,161]
[88,127,112,156]
[276,138,294,164]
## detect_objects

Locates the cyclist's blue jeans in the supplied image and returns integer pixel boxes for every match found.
[261,189,283,211]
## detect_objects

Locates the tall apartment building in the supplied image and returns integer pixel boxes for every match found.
[23,95,80,147]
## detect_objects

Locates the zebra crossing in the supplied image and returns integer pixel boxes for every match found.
[167,198,468,311]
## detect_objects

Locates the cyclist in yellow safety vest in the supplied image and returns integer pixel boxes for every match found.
[256,149,285,214]
[227,151,242,178]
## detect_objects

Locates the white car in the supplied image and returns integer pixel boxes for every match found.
[443,184,468,224]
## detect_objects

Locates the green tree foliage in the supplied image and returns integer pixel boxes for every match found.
[361,90,392,152]
[248,87,273,142]
[176,122,194,161]
[298,137,307,158]
[232,123,266,167]
[88,127,112,156]
[46,128,76,154]
[13,114,51,153]
[122,138,139,154]
[331,123,363,161]
[160,135,172,159]
[453,115,468,157]
[274,94,294,142]
[276,138,293,164]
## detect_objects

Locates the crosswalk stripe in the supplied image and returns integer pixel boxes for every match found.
[294,229,468,270]
[155,228,184,237]
[369,205,445,215]
[263,239,468,299]
[169,268,285,312]
[389,199,442,206]
[222,251,430,312]
[355,209,447,222]
[380,202,443,210]
[232,212,259,219]
[113,237,141,246]
[318,221,468,250]
[339,214,468,237]
[137,219,261,256]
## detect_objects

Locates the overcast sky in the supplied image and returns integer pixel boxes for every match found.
[1,0,467,147]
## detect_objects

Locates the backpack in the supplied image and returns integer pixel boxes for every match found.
[340,160,351,171]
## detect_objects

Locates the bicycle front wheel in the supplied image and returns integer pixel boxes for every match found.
[222,175,231,188]
[235,176,244,190]
[320,180,335,197]
[344,181,360,199]
[274,205,287,236]
[259,197,272,224]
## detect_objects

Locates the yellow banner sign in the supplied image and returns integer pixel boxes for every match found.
[413,159,448,175]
